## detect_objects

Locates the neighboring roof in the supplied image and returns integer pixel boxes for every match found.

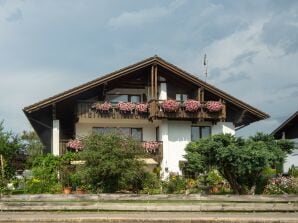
[23,55,269,120]
[272,111,298,136]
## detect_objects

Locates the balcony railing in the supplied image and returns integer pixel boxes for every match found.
[59,139,163,164]
[148,100,226,121]
[77,102,149,120]
[77,100,226,122]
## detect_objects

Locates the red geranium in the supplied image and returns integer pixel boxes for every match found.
[161,100,180,112]
[206,101,223,112]
[183,100,201,112]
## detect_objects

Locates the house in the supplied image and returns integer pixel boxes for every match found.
[272,111,298,172]
[23,56,269,178]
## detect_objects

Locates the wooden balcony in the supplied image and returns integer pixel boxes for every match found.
[77,102,149,120]
[77,100,226,122]
[148,100,226,121]
[59,139,163,164]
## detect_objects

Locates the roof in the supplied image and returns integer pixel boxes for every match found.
[271,111,298,136]
[23,55,269,120]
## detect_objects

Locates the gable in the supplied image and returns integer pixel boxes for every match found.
[23,55,269,128]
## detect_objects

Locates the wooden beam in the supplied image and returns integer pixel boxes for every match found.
[154,65,158,99]
[235,109,248,125]
[151,65,154,99]
[52,104,56,120]
[201,88,205,101]
[197,87,201,101]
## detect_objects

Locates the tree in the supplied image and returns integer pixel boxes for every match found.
[184,133,294,194]
[20,131,43,168]
[0,121,21,183]
[77,133,147,193]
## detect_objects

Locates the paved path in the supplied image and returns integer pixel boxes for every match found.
[0,212,298,222]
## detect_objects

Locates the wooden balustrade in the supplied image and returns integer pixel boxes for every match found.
[77,100,226,122]
[148,100,226,121]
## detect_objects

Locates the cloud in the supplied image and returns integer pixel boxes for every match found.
[5,8,22,22]
[222,71,250,83]
[261,6,298,54]
[108,0,185,28]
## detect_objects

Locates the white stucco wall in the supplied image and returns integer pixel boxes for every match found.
[75,119,158,141]
[211,122,235,135]
[52,120,60,156]
[159,120,192,179]
[284,139,298,172]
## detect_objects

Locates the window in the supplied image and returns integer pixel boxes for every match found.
[92,127,142,141]
[191,126,211,141]
[176,94,188,101]
[106,94,141,103]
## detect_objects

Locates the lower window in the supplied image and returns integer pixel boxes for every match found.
[191,126,211,141]
[93,127,143,141]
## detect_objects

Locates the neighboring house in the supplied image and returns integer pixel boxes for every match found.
[23,56,269,178]
[272,111,298,172]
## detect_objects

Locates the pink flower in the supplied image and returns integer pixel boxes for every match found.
[135,103,148,113]
[142,141,160,153]
[94,102,112,112]
[206,101,223,112]
[183,100,201,112]
[66,139,84,151]
[161,100,180,112]
[117,102,135,113]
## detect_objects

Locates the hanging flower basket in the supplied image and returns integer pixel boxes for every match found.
[206,101,223,112]
[135,103,148,113]
[117,102,135,113]
[142,141,160,153]
[93,102,112,113]
[183,100,201,112]
[66,139,84,152]
[161,100,180,113]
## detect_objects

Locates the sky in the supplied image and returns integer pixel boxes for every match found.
[0,0,297,137]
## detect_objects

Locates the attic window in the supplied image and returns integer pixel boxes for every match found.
[176,94,188,101]
[106,94,141,103]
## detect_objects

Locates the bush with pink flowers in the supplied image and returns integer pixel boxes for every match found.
[135,103,148,113]
[264,176,298,194]
[66,139,84,152]
[183,100,201,112]
[161,100,180,113]
[142,141,160,153]
[206,101,223,112]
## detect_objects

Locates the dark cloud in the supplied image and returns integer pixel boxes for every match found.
[5,8,22,22]
[222,71,250,83]
[261,10,298,54]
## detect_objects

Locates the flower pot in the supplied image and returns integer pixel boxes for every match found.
[63,186,72,194]
[76,188,86,194]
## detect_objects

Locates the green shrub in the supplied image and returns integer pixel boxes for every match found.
[288,165,298,178]
[77,133,147,193]
[141,172,162,194]
[264,176,298,194]
[162,175,187,194]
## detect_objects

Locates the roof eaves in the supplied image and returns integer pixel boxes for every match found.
[23,56,156,113]
[271,111,298,136]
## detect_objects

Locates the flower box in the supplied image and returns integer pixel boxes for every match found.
[66,139,84,152]
[206,101,223,112]
[183,100,201,112]
[135,103,148,113]
[142,141,160,153]
[117,102,135,113]
[161,100,180,113]
[92,102,112,113]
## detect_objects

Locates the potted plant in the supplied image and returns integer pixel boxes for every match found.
[161,100,180,113]
[183,100,201,112]
[135,103,148,113]
[66,139,84,152]
[206,101,223,112]
[117,102,135,114]
[94,101,112,113]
